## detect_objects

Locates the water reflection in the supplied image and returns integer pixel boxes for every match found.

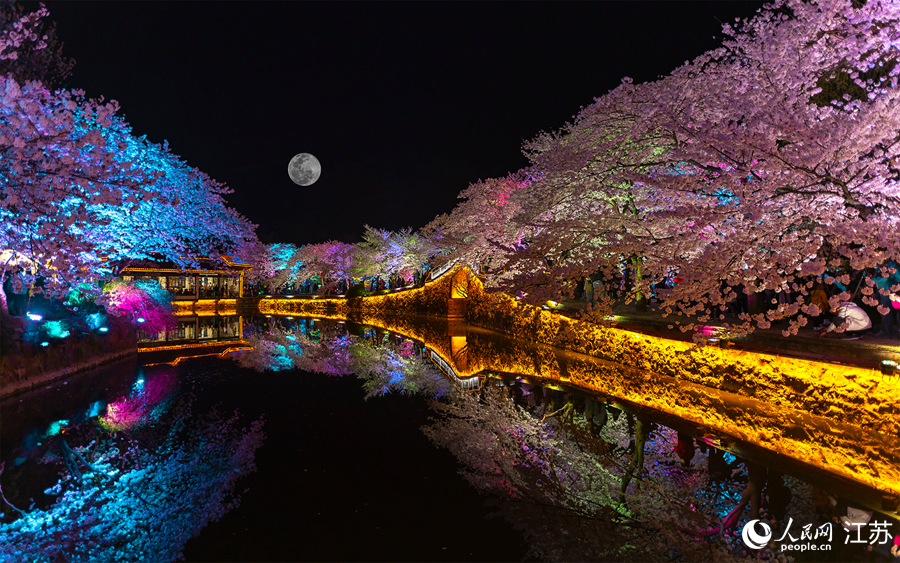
[99,366,178,432]
[237,317,453,400]
[2,314,897,562]
[0,362,264,562]
[235,315,899,561]
[343,315,899,515]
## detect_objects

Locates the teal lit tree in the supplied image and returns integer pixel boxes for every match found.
[0,393,265,562]
[0,4,259,294]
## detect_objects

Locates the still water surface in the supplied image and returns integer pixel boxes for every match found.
[0,317,889,561]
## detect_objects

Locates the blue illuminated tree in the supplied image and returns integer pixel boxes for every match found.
[0,4,259,291]
[0,395,265,562]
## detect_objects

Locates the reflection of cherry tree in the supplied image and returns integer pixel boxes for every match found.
[236,320,451,399]
[0,395,265,562]
[422,385,811,561]
[236,319,354,375]
[100,367,178,432]
[349,334,452,399]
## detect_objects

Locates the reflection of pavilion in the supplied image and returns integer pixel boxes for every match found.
[137,313,243,349]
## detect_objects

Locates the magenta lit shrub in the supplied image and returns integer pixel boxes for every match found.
[97,279,178,333]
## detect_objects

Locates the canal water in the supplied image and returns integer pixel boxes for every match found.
[0,317,893,562]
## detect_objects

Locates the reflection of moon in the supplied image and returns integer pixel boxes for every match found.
[288,153,321,186]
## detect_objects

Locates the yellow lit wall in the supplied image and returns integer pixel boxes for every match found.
[256,266,900,502]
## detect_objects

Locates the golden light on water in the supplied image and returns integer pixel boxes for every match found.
[255,267,900,505]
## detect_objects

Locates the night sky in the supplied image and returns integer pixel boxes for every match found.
[42,1,764,246]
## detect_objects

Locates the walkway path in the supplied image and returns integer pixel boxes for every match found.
[559,299,900,369]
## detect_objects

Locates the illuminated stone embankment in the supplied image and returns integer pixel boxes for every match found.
[254,266,900,504]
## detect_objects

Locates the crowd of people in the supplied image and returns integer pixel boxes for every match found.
[250,268,430,298]
[2,268,61,319]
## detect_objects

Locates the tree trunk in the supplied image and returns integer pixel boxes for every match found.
[630,255,646,313]
[619,416,649,502]
[0,282,8,316]
[0,256,13,315]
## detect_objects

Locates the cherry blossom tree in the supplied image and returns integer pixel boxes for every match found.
[0,4,260,296]
[424,174,533,278]
[250,243,303,291]
[354,225,435,282]
[509,80,706,313]
[647,0,900,335]
[0,2,74,89]
[434,0,900,338]
[229,236,270,286]
[0,76,151,284]
[294,241,355,293]
[92,129,259,275]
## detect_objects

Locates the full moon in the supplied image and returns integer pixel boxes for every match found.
[287,153,321,186]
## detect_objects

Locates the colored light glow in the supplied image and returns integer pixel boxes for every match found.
[87,401,104,418]
[99,327,109,332]
[26,312,43,321]
[44,320,71,338]
[45,420,69,436]
[85,312,107,329]
[136,317,146,323]
[40,341,49,347]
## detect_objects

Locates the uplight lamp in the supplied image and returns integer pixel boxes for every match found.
[99,327,109,333]
[26,312,42,321]
[136,317,146,323]
[41,342,49,347]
